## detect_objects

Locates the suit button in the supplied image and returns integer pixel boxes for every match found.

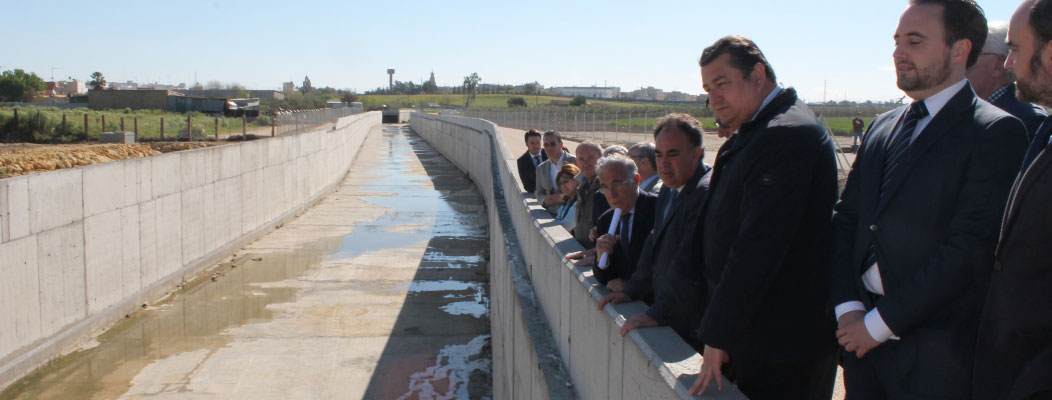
[994,260,1003,271]
[869,224,879,232]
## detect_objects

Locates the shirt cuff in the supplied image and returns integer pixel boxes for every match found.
[863,308,896,343]
[834,301,866,320]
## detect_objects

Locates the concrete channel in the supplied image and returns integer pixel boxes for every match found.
[0,124,493,399]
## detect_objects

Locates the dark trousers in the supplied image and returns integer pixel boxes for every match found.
[841,342,963,400]
[726,348,838,400]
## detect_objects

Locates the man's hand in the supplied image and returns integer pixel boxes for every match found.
[543,193,564,207]
[619,313,658,336]
[565,249,596,266]
[837,312,881,358]
[606,278,625,292]
[589,226,598,242]
[597,291,631,310]
[689,345,731,396]
[596,234,619,261]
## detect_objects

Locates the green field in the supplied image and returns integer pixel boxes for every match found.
[0,107,270,143]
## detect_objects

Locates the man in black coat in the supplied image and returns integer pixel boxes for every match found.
[973,1,1052,398]
[591,156,656,290]
[688,35,839,400]
[967,20,1048,141]
[832,1,1029,399]
[515,129,547,193]
[597,114,712,352]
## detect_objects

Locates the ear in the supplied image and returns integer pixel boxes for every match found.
[633,174,641,184]
[1042,40,1052,74]
[751,62,767,84]
[952,39,972,66]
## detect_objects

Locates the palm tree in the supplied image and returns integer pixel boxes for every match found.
[89,72,106,91]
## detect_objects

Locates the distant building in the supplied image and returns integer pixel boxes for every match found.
[107,80,140,90]
[48,80,87,95]
[175,89,285,100]
[552,86,620,99]
[625,87,666,101]
[283,81,295,94]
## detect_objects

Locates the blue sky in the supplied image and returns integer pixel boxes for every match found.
[2,0,1019,102]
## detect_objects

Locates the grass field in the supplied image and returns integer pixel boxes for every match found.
[0,107,270,142]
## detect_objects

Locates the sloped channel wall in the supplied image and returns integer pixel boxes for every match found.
[410,113,746,400]
[0,111,382,389]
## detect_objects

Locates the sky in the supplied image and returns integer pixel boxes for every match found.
[1,0,1020,103]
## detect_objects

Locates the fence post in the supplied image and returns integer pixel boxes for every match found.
[242,114,246,138]
[12,108,17,125]
[271,114,276,137]
[215,117,219,141]
[120,116,125,131]
[187,114,192,141]
[160,117,165,141]
[102,115,106,133]
[84,113,88,137]
[134,117,138,139]
[62,114,67,132]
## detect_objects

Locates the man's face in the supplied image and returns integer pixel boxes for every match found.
[576,147,601,178]
[1008,0,1052,106]
[654,126,702,188]
[966,52,1007,94]
[526,135,542,155]
[893,3,954,98]
[701,53,766,129]
[543,136,563,160]
[598,167,640,211]
[627,147,654,176]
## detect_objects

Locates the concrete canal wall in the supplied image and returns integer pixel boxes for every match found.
[410,113,746,399]
[0,111,382,389]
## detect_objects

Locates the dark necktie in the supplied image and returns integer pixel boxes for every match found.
[1022,119,1052,171]
[863,102,929,277]
[620,212,632,254]
[880,101,929,199]
[663,190,679,223]
[533,155,540,167]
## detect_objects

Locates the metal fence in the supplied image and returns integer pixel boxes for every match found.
[273,107,362,137]
[463,109,683,146]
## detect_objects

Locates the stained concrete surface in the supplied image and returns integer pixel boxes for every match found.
[0,124,492,400]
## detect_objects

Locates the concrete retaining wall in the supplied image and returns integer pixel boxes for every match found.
[0,111,382,388]
[410,113,746,400]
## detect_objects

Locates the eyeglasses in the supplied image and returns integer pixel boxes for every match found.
[599,178,634,195]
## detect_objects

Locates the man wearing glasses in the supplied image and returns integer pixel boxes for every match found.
[592,155,657,292]
[534,130,577,215]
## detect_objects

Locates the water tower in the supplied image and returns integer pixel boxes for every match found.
[387,69,395,91]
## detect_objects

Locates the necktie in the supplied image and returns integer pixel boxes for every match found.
[1022,120,1052,171]
[533,155,540,167]
[880,101,928,199]
[663,189,679,223]
[862,102,929,278]
[620,212,632,253]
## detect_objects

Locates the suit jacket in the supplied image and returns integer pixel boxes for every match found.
[592,191,657,285]
[698,87,839,363]
[516,151,547,193]
[831,83,1028,397]
[641,175,663,194]
[974,118,1052,400]
[534,152,576,214]
[992,83,1048,143]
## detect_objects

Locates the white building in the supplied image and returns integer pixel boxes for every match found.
[552,86,621,99]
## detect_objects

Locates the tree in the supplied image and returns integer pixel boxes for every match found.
[422,80,437,94]
[570,95,587,106]
[0,69,47,102]
[463,73,480,108]
[507,97,527,107]
[341,92,359,105]
[522,82,540,95]
[89,71,107,91]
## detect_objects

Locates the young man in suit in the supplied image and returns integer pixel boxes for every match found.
[534,130,576,215]
[688,35,840,399]
[599,113,712,353]
[967,21,1048,141]
[628,142,663,194]
[516,129,547,193]
[973,1,1052,398]
[832,1,1029,399]
[591,155,656,292]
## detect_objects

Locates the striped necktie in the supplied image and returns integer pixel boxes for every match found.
[880,101,929,199]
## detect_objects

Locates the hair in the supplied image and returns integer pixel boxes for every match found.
[603,145,628,157]
[652,113,704,147]
[576,141,603,156]
[524,128,542,143]
[910,0,988,68]
[596,155,638,180]
[630,142,657,170]
[542,130,563,142]
[699,35,777,84]
[556,162,581,183]
[1031,0,1052,47]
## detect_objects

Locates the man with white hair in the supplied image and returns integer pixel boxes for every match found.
[968,20,1048,140]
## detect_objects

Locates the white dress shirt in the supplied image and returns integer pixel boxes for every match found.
[549,153,564,190]
[834,78,970,343]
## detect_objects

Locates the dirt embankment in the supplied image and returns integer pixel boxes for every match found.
[0,142,222,179]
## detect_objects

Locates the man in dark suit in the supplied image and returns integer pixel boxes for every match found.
[687,35,839,399]
[591,156,656,291]
[967,20,1048,141]
[516,129,547,193]
[974,1,1052,398]
[598,113,712,353]
[832,1,1029,399]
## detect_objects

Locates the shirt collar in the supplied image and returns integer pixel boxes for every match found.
[640,174,659,188]
[749,86,784,123]
[987,83,1012,103]
[918,79,968,119]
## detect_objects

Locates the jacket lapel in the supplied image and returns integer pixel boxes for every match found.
[875,86,974,216]
[998,147,1052,251]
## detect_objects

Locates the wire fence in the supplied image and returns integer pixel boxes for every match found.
[463,108,693,146]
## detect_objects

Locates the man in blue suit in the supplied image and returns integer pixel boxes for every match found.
[832,1,1029,398]
[967,20,1047,141]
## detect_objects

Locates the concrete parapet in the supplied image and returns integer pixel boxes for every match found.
[410,113,746,400]
[0,111,382,390]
